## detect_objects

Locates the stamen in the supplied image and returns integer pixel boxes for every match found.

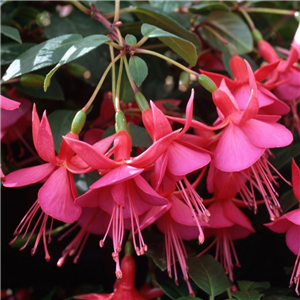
[290,252,300,296]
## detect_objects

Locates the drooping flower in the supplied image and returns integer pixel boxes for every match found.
[265,159,300,295]
[3,105,114,259]
[0,94,20,110]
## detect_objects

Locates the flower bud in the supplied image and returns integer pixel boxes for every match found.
[135,92,149,112]
[115,110,127,133]
[71,110,86,134]
[258,40,278,63]
[252,29,263,43]
[295,11,300,23]
[20,74,45,88]
[68,63,91,79]
[198,74,217,93]
[179,71,190,92]
[36,11,51,27]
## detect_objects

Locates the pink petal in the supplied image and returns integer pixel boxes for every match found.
[111,182,127,206]
[214,123,264,172]
[63,136,118,170]
[285,209,300,226]
[153,152,168,190]
[174,222,200,240]
[36,111,56,163]
[240,118,293,148]
[264,217,292,233]
[93,133,116,152]
[0,95,20,110]
[213,87,238,119]
[254,60,281,82]
[90,165,143,189]
[38,167,82,223]
[75,293,112,300]
[229,55,248,83]
[180,89,194,136]
[3,163,56,187]
[286,225,300,255]
[76,188,111,208]
[133,175,168,206]
[200,69,236,89]
[167,140,211,177]
[292,159,300,202]
[32,104,40,151]
[208,201,234,228]
[230,224,254,240]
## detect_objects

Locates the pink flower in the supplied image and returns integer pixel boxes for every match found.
[3,105,113,259]
[0,94,20,110]
[292,23,300,59]
[265,159,300,295]
[1,89,31,144]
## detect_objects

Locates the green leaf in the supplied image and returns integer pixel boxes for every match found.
[48,109,77,153]
[177,297,203,300]
[128,56,148,87]
[44,34,110,91]
[189,2,230,14]
[279,189,299,214]
[199,11,253,54]
[2,34,82,82]
[232,290,264,300]
[237,281,270,292]
[1,42,35,65]
[134,6,201,54]
[125,34,137,46]
[264,296,299,300]
[1,25,22,43]
[141,23,197,66]
[187,255,231,297]
[10,232,37,248]
[128,123,152,148]
[271,142,300,170]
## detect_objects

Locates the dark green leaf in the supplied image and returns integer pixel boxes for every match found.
[44,34,110,91]
[177,297,203,300]
[141,23,197,66]
[134,6,201,54]
[237,281,271,292]
[279,189,299,214]
[48,109,77,152]
[264,296,299,300]
[200,11,253,54]
[128,56,148,87]
[232,290,264,300]
[75,171,100,196]
[10,232,37,248]
[2,34,82,82]
[1,25,22,43]
[1,42,35,65]
[149,1,188,13]
[128,123,152,147]
[189,2,230,14]
[44,10,106,38]
[271,142,300,170]
[187,255,231,297]
[125,34,137,46]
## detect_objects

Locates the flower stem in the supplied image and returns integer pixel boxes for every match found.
[239,8,256,30]
[135,36,149,48]
[82,52,124,112]
[245,7,295,15]
[110,45,116,105]
[135,48,200,77]
[114,0,120,23]
[69,0,90,15]
[115,57,124,111]
[104,7,136,19]
[123,55,139,94]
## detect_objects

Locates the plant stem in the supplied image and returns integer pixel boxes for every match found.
[115,57,124,111]
[69,0,90,15]
[114,0,120,23]
[82,52,124,112]
[227,287,233,299]
[135,48,200,77]
[135,36,149,48]
[239,8,255,30]
[209,296,214,300]
[107,41,123,50]
[245,7,295,15]
[123,55,139,94]
[110,45,116,105]
[104,7,136,19]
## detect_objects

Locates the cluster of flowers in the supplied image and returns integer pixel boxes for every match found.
[1,21,300,299]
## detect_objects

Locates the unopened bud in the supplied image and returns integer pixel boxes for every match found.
[135,92,149,112]
[71,110,86,134]
[179,71,190,92]
[295,11,300,22]
[252,29,263,43]
[68,63,91,80]
[198,74,217,93]
[36,11,51,27]
[115,110,127,133]
[20,74,45,88]
[124,241,134,256]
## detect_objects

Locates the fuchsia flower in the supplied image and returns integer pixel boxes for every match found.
[0,94,20,110]
[2,105,114,259]
[64,119,179,277]
[265,159,300,295]
[200,54,290,115]
[199,176,255,282]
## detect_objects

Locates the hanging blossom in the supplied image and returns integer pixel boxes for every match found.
[63,117,178,277]
[2,105,112,260]
[140,89,211,242]
[265,159,300,295]
[199,176,255,282]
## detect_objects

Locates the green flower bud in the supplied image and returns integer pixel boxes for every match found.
[36,11,51,27]
[71,110,86,134]
[198,74,217,93]
[115,110,127,133]
[68,63,91,80]
[295,11,300,23]
[20,74,45,88]
[135,92,149,112]
[252,29,263,43]
[179,71,190,92]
